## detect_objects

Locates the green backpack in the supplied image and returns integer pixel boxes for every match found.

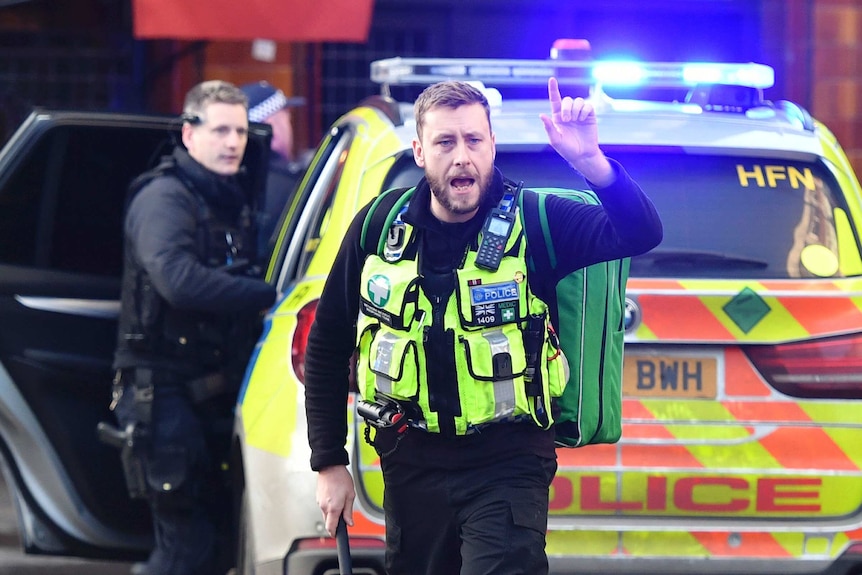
[518,188,630,447]
[360,185,629,447]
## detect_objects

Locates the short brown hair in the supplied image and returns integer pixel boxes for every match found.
[183,80,248,121]
[413,81,491,140]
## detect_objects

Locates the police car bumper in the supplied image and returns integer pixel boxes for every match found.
[283,546,385,575]
[548,556,858,575]
[280,549,854,575]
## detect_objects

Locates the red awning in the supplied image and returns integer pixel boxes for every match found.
[132,0,374,42]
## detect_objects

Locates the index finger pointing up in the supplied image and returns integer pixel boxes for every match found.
[548,77,562,118]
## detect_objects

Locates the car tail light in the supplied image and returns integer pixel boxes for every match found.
[295,535,385,551]
[290,299,359,391]
[744,333,862,399]
[292,300,318,384]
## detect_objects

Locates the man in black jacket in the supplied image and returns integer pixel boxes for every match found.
[111,80,277,575]
[305,78,662,574]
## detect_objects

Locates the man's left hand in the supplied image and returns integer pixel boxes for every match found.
[540,77,615,187]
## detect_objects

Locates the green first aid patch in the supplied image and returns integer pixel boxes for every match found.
[367,274,391,307]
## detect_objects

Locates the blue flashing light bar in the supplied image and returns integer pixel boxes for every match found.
[370,57,774,90]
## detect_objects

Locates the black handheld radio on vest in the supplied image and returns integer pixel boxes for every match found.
[475,181,522,271]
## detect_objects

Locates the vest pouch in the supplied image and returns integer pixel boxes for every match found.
[161,312,223,366]
[456,268,528,329]
[136,275,162,331]
[357,325,420,402]
[127,274,164,351]
[457,324,529,425]
[145,444,189,494]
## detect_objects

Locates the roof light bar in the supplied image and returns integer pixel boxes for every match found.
[371,57,564,86]
[370,57,774,90]
[593,61,773,88]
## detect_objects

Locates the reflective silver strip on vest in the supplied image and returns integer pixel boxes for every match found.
[482,330,515,419]
[372,331,399,395]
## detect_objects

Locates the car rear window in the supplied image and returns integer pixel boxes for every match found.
[0,119,270,278]
[384,147,856,280]
[606,149,852,280]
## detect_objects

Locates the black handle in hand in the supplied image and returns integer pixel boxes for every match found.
[335,516,353,575]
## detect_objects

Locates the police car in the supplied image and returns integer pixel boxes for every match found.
[237,49,862,575]
[0,45,861,575]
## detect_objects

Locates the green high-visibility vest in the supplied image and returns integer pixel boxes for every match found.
[356,188,567,435]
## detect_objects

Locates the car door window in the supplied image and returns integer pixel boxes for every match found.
[0,124,173,276]
[276,124,354,291]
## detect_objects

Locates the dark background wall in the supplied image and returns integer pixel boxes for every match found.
[0,0,859,174]
[317,0,788,129]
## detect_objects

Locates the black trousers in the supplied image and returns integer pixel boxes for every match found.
[381,453,557,575]
[115,378,232,575]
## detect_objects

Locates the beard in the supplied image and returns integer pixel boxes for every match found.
[426,166,494,216]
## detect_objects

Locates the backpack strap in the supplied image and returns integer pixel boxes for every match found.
[360,186,415,255]
[518,188,556,273]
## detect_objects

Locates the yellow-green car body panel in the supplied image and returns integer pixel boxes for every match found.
[233,58,862,575]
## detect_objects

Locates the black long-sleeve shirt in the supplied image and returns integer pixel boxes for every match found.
[305,159,662,471]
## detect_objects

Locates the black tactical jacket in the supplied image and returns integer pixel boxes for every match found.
[113,147,277,378]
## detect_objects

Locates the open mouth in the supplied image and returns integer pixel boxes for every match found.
[451,177,474,190]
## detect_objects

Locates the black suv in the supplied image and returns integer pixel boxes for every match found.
[0,111,270,561]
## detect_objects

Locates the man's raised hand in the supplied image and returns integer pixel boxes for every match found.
[540,77,614,186]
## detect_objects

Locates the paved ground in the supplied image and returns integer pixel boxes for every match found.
[0,472,134,574]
